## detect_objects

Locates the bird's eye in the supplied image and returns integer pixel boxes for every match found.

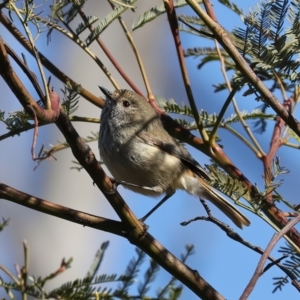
[122,100,130,107]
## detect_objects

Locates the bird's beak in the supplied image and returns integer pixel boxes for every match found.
[99,86,112,98]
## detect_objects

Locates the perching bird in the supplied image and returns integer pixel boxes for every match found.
[99,88,250,228]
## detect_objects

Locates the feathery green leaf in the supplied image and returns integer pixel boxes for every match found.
[75,16,99,35]
[132,0,202,31]
[217,0,243,16]
[86,3,136,45]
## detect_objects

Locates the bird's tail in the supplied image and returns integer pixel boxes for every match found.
[178,173,250,228]
[198,178,250,228]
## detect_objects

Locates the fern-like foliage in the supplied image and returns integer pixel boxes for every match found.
[115,247,146,297]
[182,0,298,106]
[33,132,99,170]
[138,259,160,296]
[0,218,9,232]
[53,0,87,24]
[85,3,135,46]
[183,46,238,71]
[0,280,44,298]
[2,110,31,130]
[262,156,289,198]
[223,109,275,125]
[86,241,110,282]
[155,96,275,131]
[178,14,205,27]
[217,0,243,16]
[48,274,124,299]
[0,241,191,299]
[156,245,193,299]
[0,109,33,137]
[51,0,137,46]
[269,156,290,181]
[233,0,300,84]
[61,84,80,116]
[183,47,228,58]
[132,0,202,31]
[205,164,253,203]
[273,242,300,292]
[75,16,99,35]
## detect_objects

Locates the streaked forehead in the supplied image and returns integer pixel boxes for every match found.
[114,89,147,100]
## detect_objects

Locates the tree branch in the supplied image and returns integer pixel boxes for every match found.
[240,214,300,300]
[0,182,125,236]
[0,11,104,109]
[186,0,300,137]
[0,37,225,298]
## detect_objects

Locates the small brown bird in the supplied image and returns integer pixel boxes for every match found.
[99,88,250,228]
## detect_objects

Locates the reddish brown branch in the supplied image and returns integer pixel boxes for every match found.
[3,0,300,250]
[0,36,59,122]
[199,0,300,251]
[0,182,125,235]
[0,8,252,192]
[1,33,226,297]
[4,42,45,101]
[77,7,144,97]
[0,12,104,109]
[182,200,300,292]
[3,97,225,299]
[187,0,300,137]
[163,0,204,136]
[240,214,300,300]
[263,97,293,184]
[202,0,217,21]
[168,1,300,250]
[258,98,296,232]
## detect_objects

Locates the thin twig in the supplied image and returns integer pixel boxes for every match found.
[10,3,50,109]
[186,0,300,138]
[178,16,214,38]
[263,98,292,196]
[0,12,104,108]
[181,200,299,291]
[22,10,119,90]
[21,241,28,300]
[109,0,151,98]
[209,86,237,144]
[40,258,72,285]
[4,43,45,101]
[0,116,99,142]
[76,5,145,95]
[163,0,208,141]
[214,39,265,157]
[203,0,265,159]
[222,124,263,155]
[0,264,21,285]
[240,214,300,300]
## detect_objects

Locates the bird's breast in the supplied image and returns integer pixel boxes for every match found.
[100,138,184,196]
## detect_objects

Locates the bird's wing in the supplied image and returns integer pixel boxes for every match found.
[137,132,211,181]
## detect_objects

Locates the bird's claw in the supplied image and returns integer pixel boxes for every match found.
[106,177,120,194]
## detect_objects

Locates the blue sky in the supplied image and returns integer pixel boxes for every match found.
[1,1,300,299]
